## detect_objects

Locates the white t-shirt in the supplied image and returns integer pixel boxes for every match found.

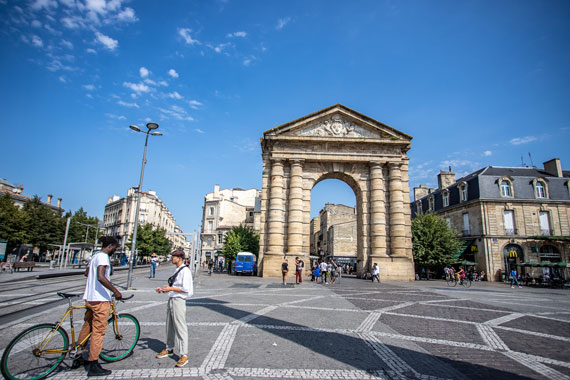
[319,262,328,272]
[169,265,193,299]
[373,266,380,275]
[83,251,112,302]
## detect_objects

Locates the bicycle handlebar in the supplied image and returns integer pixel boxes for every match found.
[116,294,134,302]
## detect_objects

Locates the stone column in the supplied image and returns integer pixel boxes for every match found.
[287,160,304,256]
[370,162,388,259]
[258,153,270,265]
[267,159,285,256]
[400,158,413,257]
[389,162,406,257]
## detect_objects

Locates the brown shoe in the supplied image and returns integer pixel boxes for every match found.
[156,349,173,358]
[175,355,188,367]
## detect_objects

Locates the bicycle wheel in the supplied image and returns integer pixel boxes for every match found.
[1,324,69,380]
[462,279,472,288]
[99,313,140,362]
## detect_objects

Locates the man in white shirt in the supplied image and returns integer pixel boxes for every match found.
[372,263,380,283]
[77,236,123,377]
[319,260,328,284]
[155,250,193,367]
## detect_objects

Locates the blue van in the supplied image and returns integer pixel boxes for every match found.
[234,252,257,275]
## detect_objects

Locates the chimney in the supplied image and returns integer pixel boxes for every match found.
[414,184,431,201]
[214,184,220,198]
[437,167,456,190]
[47,194,53,204]
[57,198,62,208]
[107,197,113,204]
[543,158,562,177]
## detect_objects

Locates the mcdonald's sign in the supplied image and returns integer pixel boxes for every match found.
[509,249,518,258]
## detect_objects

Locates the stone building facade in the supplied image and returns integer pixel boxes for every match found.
[259,104,415,280]
[0,178,63,212]
[318,204,357,262]
[103,187,183,253]
[411,159,570,281]
[309,216,320,256]
[200,185,261,263]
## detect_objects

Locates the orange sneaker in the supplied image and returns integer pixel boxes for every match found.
[156,349,173,359]
[175,355,188,367]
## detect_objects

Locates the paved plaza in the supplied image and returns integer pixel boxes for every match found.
[1,267,569,380]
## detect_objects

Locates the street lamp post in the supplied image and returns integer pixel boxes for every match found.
[127,122,162,288]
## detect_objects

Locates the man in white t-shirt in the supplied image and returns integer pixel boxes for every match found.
[155,250,193,367]
[77,236,123,377]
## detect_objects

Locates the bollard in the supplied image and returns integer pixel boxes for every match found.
[49,260,55,270]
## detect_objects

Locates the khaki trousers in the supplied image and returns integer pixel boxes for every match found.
[77,301,111,361]
[166,297,188,356]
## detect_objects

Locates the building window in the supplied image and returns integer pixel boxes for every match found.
[209,207,214,216]
[459,182,468,202]
[504,210,515,235]
[428,196,434,212]
[534,181,547,199]
[539,211,550,235]
[445,218,451,228]
[500,180,512,197]
[463,213,470,236]
[442,190,449,207]
[208,220,213,233]
[218,234,223,244]
[416,201,422,214]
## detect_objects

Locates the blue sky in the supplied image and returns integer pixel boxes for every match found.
[1,0,569,236]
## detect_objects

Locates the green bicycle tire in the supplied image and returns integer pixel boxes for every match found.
[99,313,140,362]
[1,323,69,380]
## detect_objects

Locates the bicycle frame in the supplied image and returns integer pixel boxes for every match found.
[37,297,118,356]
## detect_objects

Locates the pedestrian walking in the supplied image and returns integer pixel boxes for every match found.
[371,263,380,283]
[295,257,304,284]
[76,236,123,377]
[156,250,193,367]
[330,259,338,284]
[319,260,328,284]
[510,268,521,288]
[149,252,158,278]
[282,258,289,285]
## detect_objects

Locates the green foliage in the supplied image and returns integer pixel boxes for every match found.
[67,207,101,244]
[0,194,29,252]
[127,223,172,257]
[222,225,259,262]
[412,213,463,267]
[21,196,64,252]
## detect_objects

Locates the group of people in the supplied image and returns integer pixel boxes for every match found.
[281,256,305,285]
[74,236,193,376]
[443,265,486,283]
[310,258,343,284]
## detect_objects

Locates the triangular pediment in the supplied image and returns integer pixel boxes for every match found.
[264,104,412,141]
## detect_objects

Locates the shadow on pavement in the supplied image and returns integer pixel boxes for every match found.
[188,298,537,380]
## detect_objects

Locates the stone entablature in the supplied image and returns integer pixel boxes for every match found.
[259,104,415,280]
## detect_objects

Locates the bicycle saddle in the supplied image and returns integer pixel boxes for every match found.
[57,292,82,298]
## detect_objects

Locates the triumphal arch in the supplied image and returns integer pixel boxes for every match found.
[258,104,415,280]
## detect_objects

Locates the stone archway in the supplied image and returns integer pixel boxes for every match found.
[258,104,415,281]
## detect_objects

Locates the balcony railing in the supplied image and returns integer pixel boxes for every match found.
[463,229,471,236]
[505,228,516,235]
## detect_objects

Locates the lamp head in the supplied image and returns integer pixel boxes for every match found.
[129,125,142,132]
[146,122,159,130]
[151,132,163,136]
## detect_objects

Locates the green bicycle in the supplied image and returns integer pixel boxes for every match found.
[1,292,140,380]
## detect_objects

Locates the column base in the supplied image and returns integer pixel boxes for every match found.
[359,256,415,281]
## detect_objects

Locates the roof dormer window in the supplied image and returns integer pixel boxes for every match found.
[498,177,514,198]
[459,182,468,202]
[532,178,548,199]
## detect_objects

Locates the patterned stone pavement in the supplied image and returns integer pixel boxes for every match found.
[1,268,569,380]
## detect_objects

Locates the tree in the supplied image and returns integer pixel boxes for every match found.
[21,196,64,253]
[126,224,171,257]
[222,225,259,262]
[411,213,463,267]
[0,194,29,252]
[67,207,101,244]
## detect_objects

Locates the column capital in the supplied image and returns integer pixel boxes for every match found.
[270,158,285,166]
[369,161,384,168]
[388,162,402,170]
[289,159,305,166]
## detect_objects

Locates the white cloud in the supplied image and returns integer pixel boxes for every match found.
[243,57,254,66]
[188,100,203,109]
[168,69,179,78]
[178,28,200,45]
[116,7,137,22]
[276,17,291,30]
[143,78,157,85]
[139,67,149,78]
[95,31,118,50]
[86,48,97,54]
[227,31,247,38]
[117,100,139,108]
[123,81,149,93]
[171,105,185,113]
[168,91,183,99]
[61,39,73,49]
[483,150,492,157]
[31,35,43,47]
[509,136,537,145]
[106,113,126,120]
[158,80,168,86]
[58,75,67,83]
[31,20,42,28]
[159,105,194,121]
[194,128,205,134]
[83,84,95,91]
[210,43,230,53]
[30,0,58,11]
[85,0,106,13]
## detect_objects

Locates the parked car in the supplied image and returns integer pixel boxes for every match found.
[233,252,257,275]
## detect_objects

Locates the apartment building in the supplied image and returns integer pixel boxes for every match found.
[317,203,357,265]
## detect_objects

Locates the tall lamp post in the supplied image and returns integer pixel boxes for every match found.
[127,122,162,288]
